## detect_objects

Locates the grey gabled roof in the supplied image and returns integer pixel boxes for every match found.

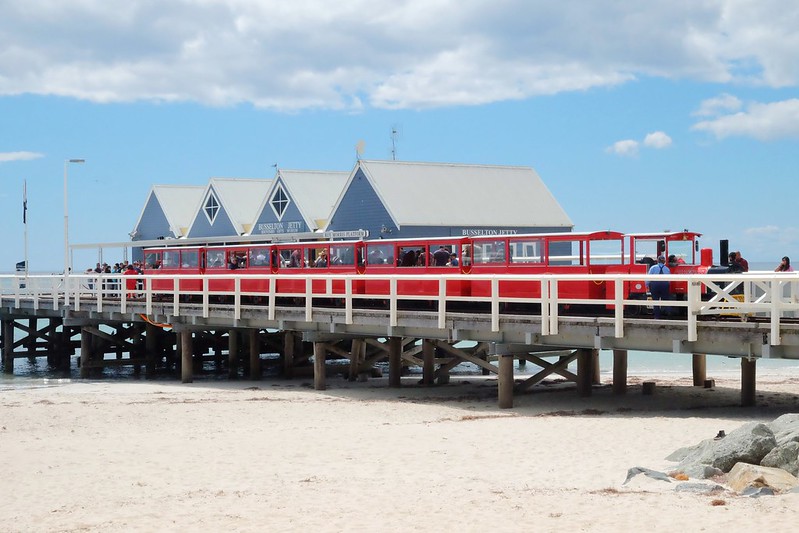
[348,160,573,228]
[133,184,206,238]
[264,169,350,230]
[187,177,273,236]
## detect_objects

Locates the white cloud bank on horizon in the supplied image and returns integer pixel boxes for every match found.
[606,131,672,156]
[0,151,44,163]
[0,1,798,113]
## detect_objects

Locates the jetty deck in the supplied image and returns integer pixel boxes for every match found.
[2,270,799,408]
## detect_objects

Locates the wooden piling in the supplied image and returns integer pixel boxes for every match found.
[145,323,158,379]
[283,331,296,379]
[498,354,514,409]
[2,320,14,374]
[249,329,261,380]
[388,336,402,388]
[612,349,628,395]
[228,330,238,379]
[180,330,193,383]
[422,339,435,385]
[576,348,592,397]
[313,342,326,390]
[692,353,707,386]
[80,327,92,378]
[741,357,757,407]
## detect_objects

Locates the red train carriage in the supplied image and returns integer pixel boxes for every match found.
[467,231,627,303]
[140,230,711,312]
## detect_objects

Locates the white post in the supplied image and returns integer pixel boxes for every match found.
[63,159,85,277]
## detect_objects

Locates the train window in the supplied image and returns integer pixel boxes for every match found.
[668,241,694,265]
[162,250,180,268]
[207,250,226,269]
[144,252,161,269]
[509,239,543,264]
[633,239,660,265]
[366,244,393,266]
[588,239,623,265]
[307,248,329,268]
[251,248,269,267]
[474,240,506,264]
[398,246,425,267]
[460,244,472,266]
[330,244,355,266]
[181,250,199,268]
[281,249,303,268]
[229,251,247,269]
[549,241,582,265]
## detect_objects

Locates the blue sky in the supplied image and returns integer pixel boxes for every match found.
[1,1,798,272]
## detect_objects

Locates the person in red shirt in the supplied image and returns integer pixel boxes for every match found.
[734,251,749,272]
[124,263,139,299]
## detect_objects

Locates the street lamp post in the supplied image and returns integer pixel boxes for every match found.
[64,158,85,276]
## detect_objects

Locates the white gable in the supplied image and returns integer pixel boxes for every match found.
[208,177,273,234]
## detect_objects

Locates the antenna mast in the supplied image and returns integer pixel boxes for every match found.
[390,127,398,160]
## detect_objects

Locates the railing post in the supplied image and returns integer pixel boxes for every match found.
[389,277,397,327]
[305,277,313,322]
[234,276,241,321]
[771,279,781,346]
[438,278,446,330]
[345,277,353,324]
[540,278,550,336]
[614,278,623,338]
[687,279,700,342]
[549,279,559,335]
[491,278,499,332]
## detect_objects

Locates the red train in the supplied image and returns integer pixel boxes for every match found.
[141,230,712,313]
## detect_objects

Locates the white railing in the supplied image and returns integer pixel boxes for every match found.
[3,272,799,346]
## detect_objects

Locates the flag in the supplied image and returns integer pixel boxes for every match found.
[23,179,27,224]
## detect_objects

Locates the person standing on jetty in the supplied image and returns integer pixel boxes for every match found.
[775,256,794,272]
[646,255,671,319]
[734,250,749,272]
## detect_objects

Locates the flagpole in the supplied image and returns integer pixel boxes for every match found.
[23,179,29,278]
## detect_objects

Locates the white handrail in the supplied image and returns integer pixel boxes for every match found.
[3,272,799,346]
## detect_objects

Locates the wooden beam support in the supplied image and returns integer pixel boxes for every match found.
[515,352,578,391]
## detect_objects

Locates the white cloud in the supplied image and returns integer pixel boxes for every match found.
[693,93,742,117]
[692,99,799,140]
[608,131,671,156]
[606,140,639,157]
[0,151,44,163]
[643,131,672,149]
[0,1,798,110]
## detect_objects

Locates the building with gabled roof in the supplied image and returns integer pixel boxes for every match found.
[325,160,573,238]
[251,169,350,235]
[186,177,272,238]
[131,184,206,242]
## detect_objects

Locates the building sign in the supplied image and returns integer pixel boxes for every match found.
[256,221,304,234]
[324,230,370,239]
[461,229,519,236]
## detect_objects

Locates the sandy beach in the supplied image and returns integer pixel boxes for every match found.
[3,373,799,532]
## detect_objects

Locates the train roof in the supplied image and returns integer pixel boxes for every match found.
[626,231,702,240]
